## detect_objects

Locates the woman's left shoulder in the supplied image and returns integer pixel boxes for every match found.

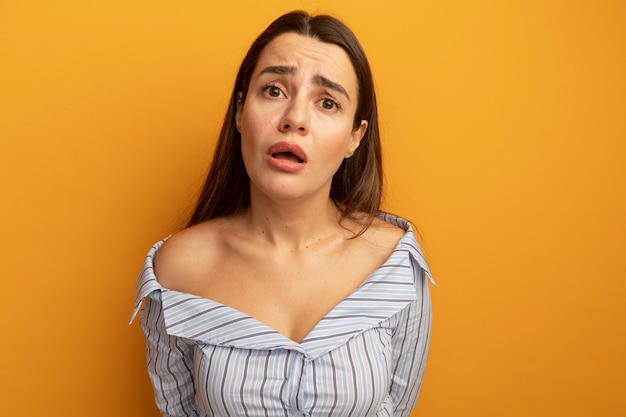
[358,214,407,252]
[371,214,435,284]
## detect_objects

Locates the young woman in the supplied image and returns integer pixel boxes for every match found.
[131,10,433,417]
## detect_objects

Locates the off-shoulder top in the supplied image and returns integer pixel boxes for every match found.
[131,213,434,417]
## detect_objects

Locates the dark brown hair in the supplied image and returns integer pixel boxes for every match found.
[187,11,383,231]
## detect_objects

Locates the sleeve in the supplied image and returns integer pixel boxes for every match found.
[140,290,200,417]
[388,262,433,416]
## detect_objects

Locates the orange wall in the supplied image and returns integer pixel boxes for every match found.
[1,1,625,416]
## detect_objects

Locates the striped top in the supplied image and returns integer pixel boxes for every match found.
[131,214,433,417]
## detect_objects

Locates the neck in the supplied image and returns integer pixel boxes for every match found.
[244,192,345,252]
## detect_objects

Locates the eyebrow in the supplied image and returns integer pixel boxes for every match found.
[257,65,351,101]
[258,65,297,76]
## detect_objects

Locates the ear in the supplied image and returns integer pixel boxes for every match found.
[345,120,368,158]
[235,92,243,132]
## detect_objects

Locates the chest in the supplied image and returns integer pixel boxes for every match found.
[191,326,395,417]
[192,248,383,343]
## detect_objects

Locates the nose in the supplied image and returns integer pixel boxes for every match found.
[278,97,309,135]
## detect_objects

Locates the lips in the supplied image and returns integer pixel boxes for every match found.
[265,141,307,173]
[267,142,307,163]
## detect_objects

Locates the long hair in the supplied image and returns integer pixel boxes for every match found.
[187,11,383,231]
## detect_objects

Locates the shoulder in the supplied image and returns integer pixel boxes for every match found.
[360,213,407,248]
[154,218,231,292]
[358,213,432,273]
[376,213,434,282]
[341,213,407,265]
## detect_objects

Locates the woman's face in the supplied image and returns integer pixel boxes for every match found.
[236,32,367,204]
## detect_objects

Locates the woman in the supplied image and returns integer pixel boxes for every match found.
[131,10,433,417]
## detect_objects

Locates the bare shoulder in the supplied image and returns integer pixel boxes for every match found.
[361,215,406,249]
[343,214,406,259]
[336,214,407,278]
[153,218,230,292]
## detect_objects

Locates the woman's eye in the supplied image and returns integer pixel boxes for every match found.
[319,98,340,110]
[264,85,284,98]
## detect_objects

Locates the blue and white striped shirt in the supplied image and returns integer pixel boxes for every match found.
[131,214,433,417]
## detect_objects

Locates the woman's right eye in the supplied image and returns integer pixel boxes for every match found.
[263,85,285,98]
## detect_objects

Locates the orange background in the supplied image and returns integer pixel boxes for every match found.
[1,1,625,416]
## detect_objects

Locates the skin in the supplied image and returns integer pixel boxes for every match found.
[236,32,367,207]
[155,34,404,343]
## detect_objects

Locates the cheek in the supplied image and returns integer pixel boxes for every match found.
[316,139,352,175]
[239,113,261,149]
[239,134,258,175]
[239,113,271,175]
[327,128,359,157]
[314,115,356,145]
[240,107,277,139]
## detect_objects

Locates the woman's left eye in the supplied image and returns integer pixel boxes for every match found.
[319,98,340,111]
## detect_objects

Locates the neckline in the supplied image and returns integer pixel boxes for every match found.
[131,213,429,357]
[161,227,412,344]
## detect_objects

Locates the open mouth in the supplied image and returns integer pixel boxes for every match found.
[272,151,304,163]
[267,142,308,164]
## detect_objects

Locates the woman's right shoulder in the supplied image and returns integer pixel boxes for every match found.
[153,218,229,292]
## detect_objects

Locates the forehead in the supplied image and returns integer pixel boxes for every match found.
[253,33,358,88]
